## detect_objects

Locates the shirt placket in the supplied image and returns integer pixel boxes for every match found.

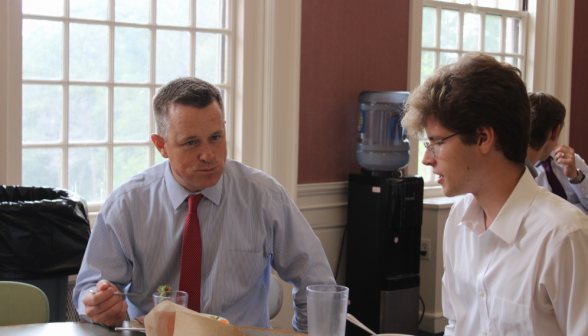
[476,232,494,336]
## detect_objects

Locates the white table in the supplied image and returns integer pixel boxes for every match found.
[0,322,305,336]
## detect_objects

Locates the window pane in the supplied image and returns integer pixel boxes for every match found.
[156,30,190,83]
[114,87,149,141]
[418,140,433,183]
[23,0,63,16]
[498,0,518,10]
[70,23,109,81]
[23,85,62,143]
[484,14,501,53]
[116,0,150,24]
[157,0,190,26]
[196,0,225,29]
[440,9,458,50]
[440,52,458,66]
[463,12,480,51]
[22,148,62,188]
[421,51,435,84]
[69,147,106,203]
[505,57,521,70]
[115,27,150,83]
[505,17,522,54]
[422,7,436,48]
[23,20,63,80]
[478,0,496,8]
[70,0,107,20]
[456,0,473,4]
[196,33,225,84]
[69,86,108,142]
[113,146,149,189]
[154,149,168,165]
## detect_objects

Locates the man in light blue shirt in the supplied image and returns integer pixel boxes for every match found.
[73,77,335,332]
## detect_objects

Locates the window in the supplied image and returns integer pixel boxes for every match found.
[409,0,527,188]
[21,0,233,207]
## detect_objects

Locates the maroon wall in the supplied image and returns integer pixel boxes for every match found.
[298,0,410,184]
[570,1,588,159]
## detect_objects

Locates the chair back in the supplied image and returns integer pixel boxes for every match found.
[267,274,284,320]
[0,281,50,326]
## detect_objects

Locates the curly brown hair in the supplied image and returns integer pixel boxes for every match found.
[528,92,566,151]
[401,52,530,164]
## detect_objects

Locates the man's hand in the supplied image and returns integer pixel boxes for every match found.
[554,145,578,179]
[82,280,128,327]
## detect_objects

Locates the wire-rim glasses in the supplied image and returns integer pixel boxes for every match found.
[423,133,461,157]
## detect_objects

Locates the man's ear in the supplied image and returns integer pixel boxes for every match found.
[476,126,495,154]
[550,124,563,142]
[151,134,169,158]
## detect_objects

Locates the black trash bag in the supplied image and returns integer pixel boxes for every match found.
[0,186,91,280]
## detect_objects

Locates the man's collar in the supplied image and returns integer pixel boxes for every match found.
[164,161,224,210]
[459,168,540,245]
[488,169,540,245]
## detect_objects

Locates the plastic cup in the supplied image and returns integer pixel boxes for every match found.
[152,291,188,308]
[307,285,349,336]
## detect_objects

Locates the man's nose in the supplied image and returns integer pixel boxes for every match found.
[199,143,215,162]
[422,148,435,166]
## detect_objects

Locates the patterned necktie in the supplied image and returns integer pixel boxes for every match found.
[542,157,567,200]
[179,194,204,312]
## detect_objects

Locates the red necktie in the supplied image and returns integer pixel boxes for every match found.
[179,194,203,312]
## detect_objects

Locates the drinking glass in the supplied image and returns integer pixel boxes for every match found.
[152,291,188,308]
[307,285,349,336]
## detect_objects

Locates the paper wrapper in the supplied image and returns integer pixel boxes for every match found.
[144,301,248,336]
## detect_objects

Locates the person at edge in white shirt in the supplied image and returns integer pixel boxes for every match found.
[526,91,588,215]
[73,77,335,331]
[401,52,588,336]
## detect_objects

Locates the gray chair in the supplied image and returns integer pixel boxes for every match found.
[0,281,49,326]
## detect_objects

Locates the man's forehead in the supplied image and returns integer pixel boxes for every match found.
[424,117,450,138]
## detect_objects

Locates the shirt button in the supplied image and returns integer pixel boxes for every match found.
[483,331,487,336]
[479,291,484,297]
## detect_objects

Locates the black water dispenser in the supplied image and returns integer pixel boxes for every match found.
[346,91,423,336]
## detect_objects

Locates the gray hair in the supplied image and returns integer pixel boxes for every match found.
[153,77,224,138]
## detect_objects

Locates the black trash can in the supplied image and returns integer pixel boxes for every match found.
[0,186,91,322]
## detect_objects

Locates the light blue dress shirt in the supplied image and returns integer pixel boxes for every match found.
[535,152,588,215]
[73,159,335,331]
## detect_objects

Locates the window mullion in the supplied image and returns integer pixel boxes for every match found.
[501,14,506,60]
[190,0,196,77]
[63,3,70,191]
[458,9,464,55]
[107,24,115,197]
[480,11,486,53]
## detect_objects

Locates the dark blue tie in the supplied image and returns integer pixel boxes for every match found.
[542,157,567,200]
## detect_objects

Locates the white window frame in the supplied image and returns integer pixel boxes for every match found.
[1,0,302,204]
[20,0,235,209]
[407,0,576,198]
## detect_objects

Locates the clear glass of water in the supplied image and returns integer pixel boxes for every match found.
[152,291,188,308]
[307,285,349,336]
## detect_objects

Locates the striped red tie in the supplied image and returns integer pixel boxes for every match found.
[179,194,204,312]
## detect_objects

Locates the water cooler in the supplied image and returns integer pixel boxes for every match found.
[346,91,423,336]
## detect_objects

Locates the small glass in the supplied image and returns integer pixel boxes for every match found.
[307,285,349,336]
[153,291,189,308]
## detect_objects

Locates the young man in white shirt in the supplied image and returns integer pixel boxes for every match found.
[401,52,588,336]
[526,92,588,215]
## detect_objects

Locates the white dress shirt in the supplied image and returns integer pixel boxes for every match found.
[442,169,588,336]
[535,152,588,215]
[73,159,335,331]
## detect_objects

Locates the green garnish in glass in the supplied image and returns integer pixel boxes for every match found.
[157,285,172,297]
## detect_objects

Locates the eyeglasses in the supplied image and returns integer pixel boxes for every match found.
[423,133,461,157]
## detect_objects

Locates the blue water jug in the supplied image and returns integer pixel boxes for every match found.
[356,91,410,171]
